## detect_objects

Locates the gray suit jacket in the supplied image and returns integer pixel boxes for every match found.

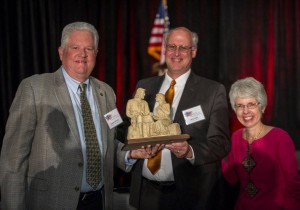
[0,68,119,210]
[129,72,231,210]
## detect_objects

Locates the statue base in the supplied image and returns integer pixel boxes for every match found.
[121,134,190,151]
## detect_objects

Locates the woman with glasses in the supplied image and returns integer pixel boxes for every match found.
[222,77,300,210]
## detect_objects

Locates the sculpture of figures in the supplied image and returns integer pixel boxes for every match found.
[126,89,181,140]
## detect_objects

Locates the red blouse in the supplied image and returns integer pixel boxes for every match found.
[222,127,300,210]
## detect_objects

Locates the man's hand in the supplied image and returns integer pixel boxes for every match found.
[128,144,164,159]
[165,141,192,158]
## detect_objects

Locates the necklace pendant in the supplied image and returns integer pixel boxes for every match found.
[242,154,256,172]
[242,143,259,198]
[245,179,259,197]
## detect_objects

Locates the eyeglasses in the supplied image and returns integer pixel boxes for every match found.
[165,44,193,53]
[235,102,260,110]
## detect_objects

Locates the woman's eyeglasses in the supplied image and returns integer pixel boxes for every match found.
[235,102,260,110]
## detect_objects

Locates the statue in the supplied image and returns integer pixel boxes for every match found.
[126,89,181,140]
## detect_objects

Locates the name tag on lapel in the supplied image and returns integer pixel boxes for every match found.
[182,105,205,125]
[104,108,123,129]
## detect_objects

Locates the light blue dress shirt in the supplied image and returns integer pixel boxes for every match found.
[62,68,103,192]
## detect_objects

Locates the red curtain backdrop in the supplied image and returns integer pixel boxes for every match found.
[1,0,300,150]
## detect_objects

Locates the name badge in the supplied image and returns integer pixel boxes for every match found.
[182,105,205,125]
[104,108,123,129]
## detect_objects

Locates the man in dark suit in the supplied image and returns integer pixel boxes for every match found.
[0,22,122,210]
[125,27,231,210]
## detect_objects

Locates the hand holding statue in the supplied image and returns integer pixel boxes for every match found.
[128,144,164,159]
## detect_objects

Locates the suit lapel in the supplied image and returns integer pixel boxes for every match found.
[174,73,197,122]
[53,70,110,158]
[53,69,81,146]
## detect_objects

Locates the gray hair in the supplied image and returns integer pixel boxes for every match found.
[164,27,198,48]
[229,77,267,111]
[60,22,99,49]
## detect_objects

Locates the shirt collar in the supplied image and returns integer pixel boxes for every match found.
[62,67,90,92]
[165,69,191,86]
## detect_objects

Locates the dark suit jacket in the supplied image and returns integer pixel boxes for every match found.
[129,72,231,210]
[0,68,119,210]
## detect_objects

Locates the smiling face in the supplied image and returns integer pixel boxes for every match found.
[58,30,98,82]
[235,97,264,129]
[164,28,197,79]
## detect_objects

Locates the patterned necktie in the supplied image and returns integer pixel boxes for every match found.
[79,83,101,189]
[147,79,176,174]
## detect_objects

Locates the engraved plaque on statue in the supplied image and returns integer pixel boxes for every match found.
[122,88,190,151]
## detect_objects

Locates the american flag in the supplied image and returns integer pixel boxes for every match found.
[147,0,169,64]
[184,111,193,117]
[105,114,112,121]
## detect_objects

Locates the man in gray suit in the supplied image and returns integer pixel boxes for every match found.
[0,22,121,210]
[126,27,231,210]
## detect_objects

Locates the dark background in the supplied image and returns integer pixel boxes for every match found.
[1,0,300,189]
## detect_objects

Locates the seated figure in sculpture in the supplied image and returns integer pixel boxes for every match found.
[152,93,173,136]
[126,88,153,139]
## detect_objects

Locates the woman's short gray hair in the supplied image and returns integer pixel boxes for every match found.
[164,27,198,48]
[60,22,99,49]
[229,77,267,111]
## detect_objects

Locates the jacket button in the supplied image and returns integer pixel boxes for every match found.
[75,186,80,191]
[78,162,83,167]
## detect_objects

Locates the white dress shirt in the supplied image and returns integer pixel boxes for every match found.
[142,70,195,181]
